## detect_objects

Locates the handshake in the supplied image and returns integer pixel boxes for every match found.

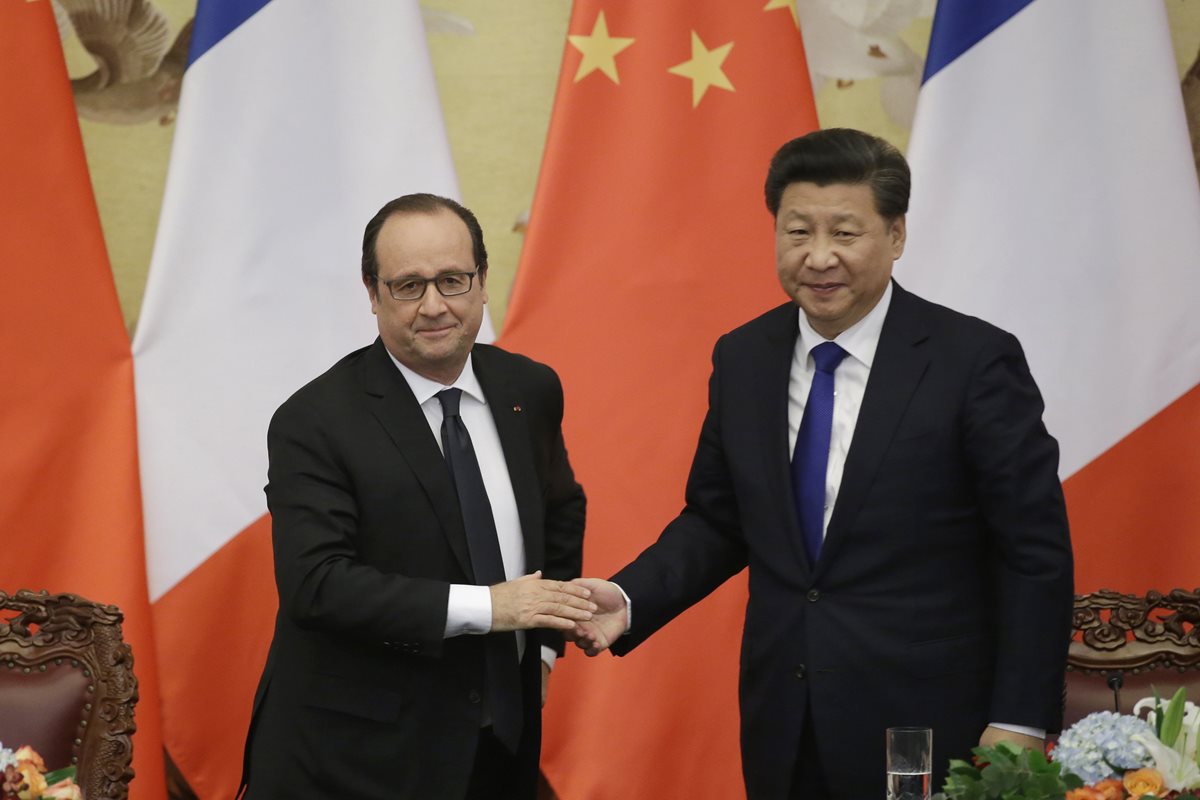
[489,573,629,655]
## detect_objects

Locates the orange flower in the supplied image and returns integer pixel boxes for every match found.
[14,762,47,800]
[1122,768,1166,797]
[1065,789,1104,800]
[42,777,82,800]
[1092,778,1126,800]
[11,746,44,773]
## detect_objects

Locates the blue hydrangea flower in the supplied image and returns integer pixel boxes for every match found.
[1053,711,1155,784]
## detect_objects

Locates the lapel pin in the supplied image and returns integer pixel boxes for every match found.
[513,404,522,413]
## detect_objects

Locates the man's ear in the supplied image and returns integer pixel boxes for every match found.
[364,276,380,314]
[889,215,907,260]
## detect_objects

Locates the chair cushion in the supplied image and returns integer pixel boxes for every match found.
[0,660,89,771]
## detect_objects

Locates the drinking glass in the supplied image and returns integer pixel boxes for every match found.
[886,726,932,800]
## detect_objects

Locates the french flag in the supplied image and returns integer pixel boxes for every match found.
[132,1,466,794]
[900,0,1200,592]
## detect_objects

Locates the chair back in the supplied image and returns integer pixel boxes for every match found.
[0,590,138,799]
[1065,588,1200,727]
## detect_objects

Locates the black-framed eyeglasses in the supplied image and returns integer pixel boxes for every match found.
[380,269,479,301]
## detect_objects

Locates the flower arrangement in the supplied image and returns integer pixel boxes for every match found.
[1055,687,1200,799]
[0,746,79,800]
[934,688,1200,800]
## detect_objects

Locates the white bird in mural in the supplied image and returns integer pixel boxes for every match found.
[55,0,192,126]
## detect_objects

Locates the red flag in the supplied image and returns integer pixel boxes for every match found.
[500,2,818,796]
[0,3,165,796]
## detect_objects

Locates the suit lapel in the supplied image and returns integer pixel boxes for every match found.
[359,339,474,579]
[752,304,814,574]
[819,283,930,571]
[472,345,545,571]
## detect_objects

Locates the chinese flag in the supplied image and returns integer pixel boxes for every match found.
[500,2,817,797]
[0,3,165,797]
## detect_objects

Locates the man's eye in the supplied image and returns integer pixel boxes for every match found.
[789,229,808,237]
[396,280,423,294]
[440,274,468,289]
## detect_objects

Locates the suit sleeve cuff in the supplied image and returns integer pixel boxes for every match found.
[444,584,492,638]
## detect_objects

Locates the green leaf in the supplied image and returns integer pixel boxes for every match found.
[1159,685,1187,747]
[43,765,76,784]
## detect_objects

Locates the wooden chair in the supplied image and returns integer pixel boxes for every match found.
[0,590,138,799]
[1064,588,1200,727]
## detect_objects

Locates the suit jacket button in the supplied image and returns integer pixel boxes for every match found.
[806,589,821,602]
[468,689,481,704]
[795,664,806,679]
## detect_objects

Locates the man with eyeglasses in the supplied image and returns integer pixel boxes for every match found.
[240,194,591,800]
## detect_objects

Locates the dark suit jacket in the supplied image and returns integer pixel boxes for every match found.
[241,340,585,799]
[611,282,1073,799]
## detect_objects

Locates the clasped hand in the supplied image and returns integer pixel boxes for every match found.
[489,571,597,632]
[564,578,629,656]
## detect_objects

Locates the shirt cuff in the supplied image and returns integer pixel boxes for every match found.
[613,581,632,635]
[541,646,557,670]
[988,722,1045,739]
[444,583,492,638]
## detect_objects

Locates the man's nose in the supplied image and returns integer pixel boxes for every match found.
[417,283,449,315]
[804,236,839,270]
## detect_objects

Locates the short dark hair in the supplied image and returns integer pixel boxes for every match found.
[764,128,910,220]
[361,193,488,284]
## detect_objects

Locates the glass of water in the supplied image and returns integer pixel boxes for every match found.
[886,726,932,800]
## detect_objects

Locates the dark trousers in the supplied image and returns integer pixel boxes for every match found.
[466,727,525,800]
[790,706,832,799]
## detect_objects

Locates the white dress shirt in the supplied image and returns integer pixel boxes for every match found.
[390,353,555,667]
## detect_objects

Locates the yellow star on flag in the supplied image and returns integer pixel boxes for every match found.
[667,31,735,108]
[763,0,800,29]
[567,10,635,84]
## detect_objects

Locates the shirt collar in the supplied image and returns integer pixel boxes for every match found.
[796,280,893,369]
[386,351,487,406]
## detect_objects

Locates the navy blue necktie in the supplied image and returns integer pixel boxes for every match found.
[792,342,849,567]
[437,388,522,753]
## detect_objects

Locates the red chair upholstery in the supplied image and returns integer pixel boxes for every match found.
[0,590,138,799]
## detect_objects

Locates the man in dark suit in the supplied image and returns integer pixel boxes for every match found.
[241,194,593,799]
[572,129,1074,799]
